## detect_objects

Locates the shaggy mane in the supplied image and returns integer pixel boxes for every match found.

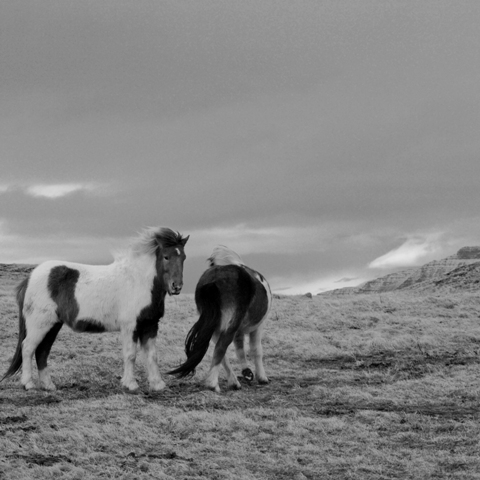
[207,245,244,267]
[130,227,186,256]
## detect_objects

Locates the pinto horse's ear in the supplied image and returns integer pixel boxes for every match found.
[180,235,189,247]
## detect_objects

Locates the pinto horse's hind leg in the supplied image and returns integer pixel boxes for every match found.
[36,322,63,390]
[249,327,268,384]
[21,313,59,390]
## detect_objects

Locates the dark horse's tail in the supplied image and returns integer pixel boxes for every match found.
[168,282,222,378]
[1,278,29,383]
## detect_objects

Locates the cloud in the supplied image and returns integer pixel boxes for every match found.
[368,234,442,269]
[0,182,115,201]
[334,277,358,283]
[184,221,368,259]
[25,183,106,199]
[0,220,122,265]
[271,271,368,295]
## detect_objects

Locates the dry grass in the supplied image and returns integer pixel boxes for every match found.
[1,272,480,479]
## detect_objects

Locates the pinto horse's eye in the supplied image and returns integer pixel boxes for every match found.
[163,255,169,261]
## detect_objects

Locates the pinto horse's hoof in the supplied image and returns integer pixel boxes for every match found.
[23,381,36,391]
[207,384,221,393]
[149,379,167,392]
[41,382,57,391]
[242,368,254,382]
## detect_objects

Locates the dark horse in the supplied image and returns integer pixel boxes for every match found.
[169,245,271,392]
[1,227,188,392]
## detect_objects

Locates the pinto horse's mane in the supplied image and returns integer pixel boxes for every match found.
[207,245,244,267]
[122,227,186,258]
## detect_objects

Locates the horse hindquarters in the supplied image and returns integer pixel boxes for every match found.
[0,279,28,384]
[203,267,256,392]
[0,275,61,390]
[0,277,59,391]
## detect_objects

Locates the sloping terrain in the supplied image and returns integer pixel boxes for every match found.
[325,247,480,295]
[410,261,480,293]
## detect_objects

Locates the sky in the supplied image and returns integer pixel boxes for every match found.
[1,1,480,294]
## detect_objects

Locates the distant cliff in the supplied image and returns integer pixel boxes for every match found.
[324,247,480,295]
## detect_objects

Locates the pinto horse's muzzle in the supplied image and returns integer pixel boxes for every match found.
[169,281,183,295]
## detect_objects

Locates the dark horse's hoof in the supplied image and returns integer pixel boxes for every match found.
[242,368,254,382]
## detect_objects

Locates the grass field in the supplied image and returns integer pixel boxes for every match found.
[1,269,480,479]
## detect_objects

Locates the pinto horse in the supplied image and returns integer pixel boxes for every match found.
[169,245,272,392]
[1,227,188,392]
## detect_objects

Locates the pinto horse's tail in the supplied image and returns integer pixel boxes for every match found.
[1,278,29,383]
[168,282,222,378]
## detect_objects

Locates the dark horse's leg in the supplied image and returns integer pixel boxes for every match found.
[249,327,268,384]
[218,331,241,390]
[22,310,61,391]
[233,331,254,381]
[222,356,241,390]
[204,329,237,393]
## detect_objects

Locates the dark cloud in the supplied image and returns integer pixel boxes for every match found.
[1,1,480,292]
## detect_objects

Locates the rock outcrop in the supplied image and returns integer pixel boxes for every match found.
[356,268,415,293]
[456,246,480,259]
[429,262,480,291]
[323,247,480,295]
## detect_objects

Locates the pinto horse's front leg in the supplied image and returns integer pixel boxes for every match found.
[141,336,166,391]
[120,331,139,391]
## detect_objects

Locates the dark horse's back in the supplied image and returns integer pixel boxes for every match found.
[196,264,254,312]
[197,264,269,326]
[169,264,268,378]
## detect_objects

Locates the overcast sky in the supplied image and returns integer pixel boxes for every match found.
[1,1,480,294]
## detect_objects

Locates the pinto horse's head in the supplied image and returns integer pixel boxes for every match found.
[156,232,189,295]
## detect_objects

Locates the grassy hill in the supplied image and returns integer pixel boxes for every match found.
[326,247,480,295]
[1,266,479,479]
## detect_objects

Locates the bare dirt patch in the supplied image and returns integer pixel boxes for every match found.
[303,350,480,380]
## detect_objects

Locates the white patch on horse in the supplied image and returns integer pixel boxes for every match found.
[257,274,273,319]
[220,307,235,331]
[208,245,244,267]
